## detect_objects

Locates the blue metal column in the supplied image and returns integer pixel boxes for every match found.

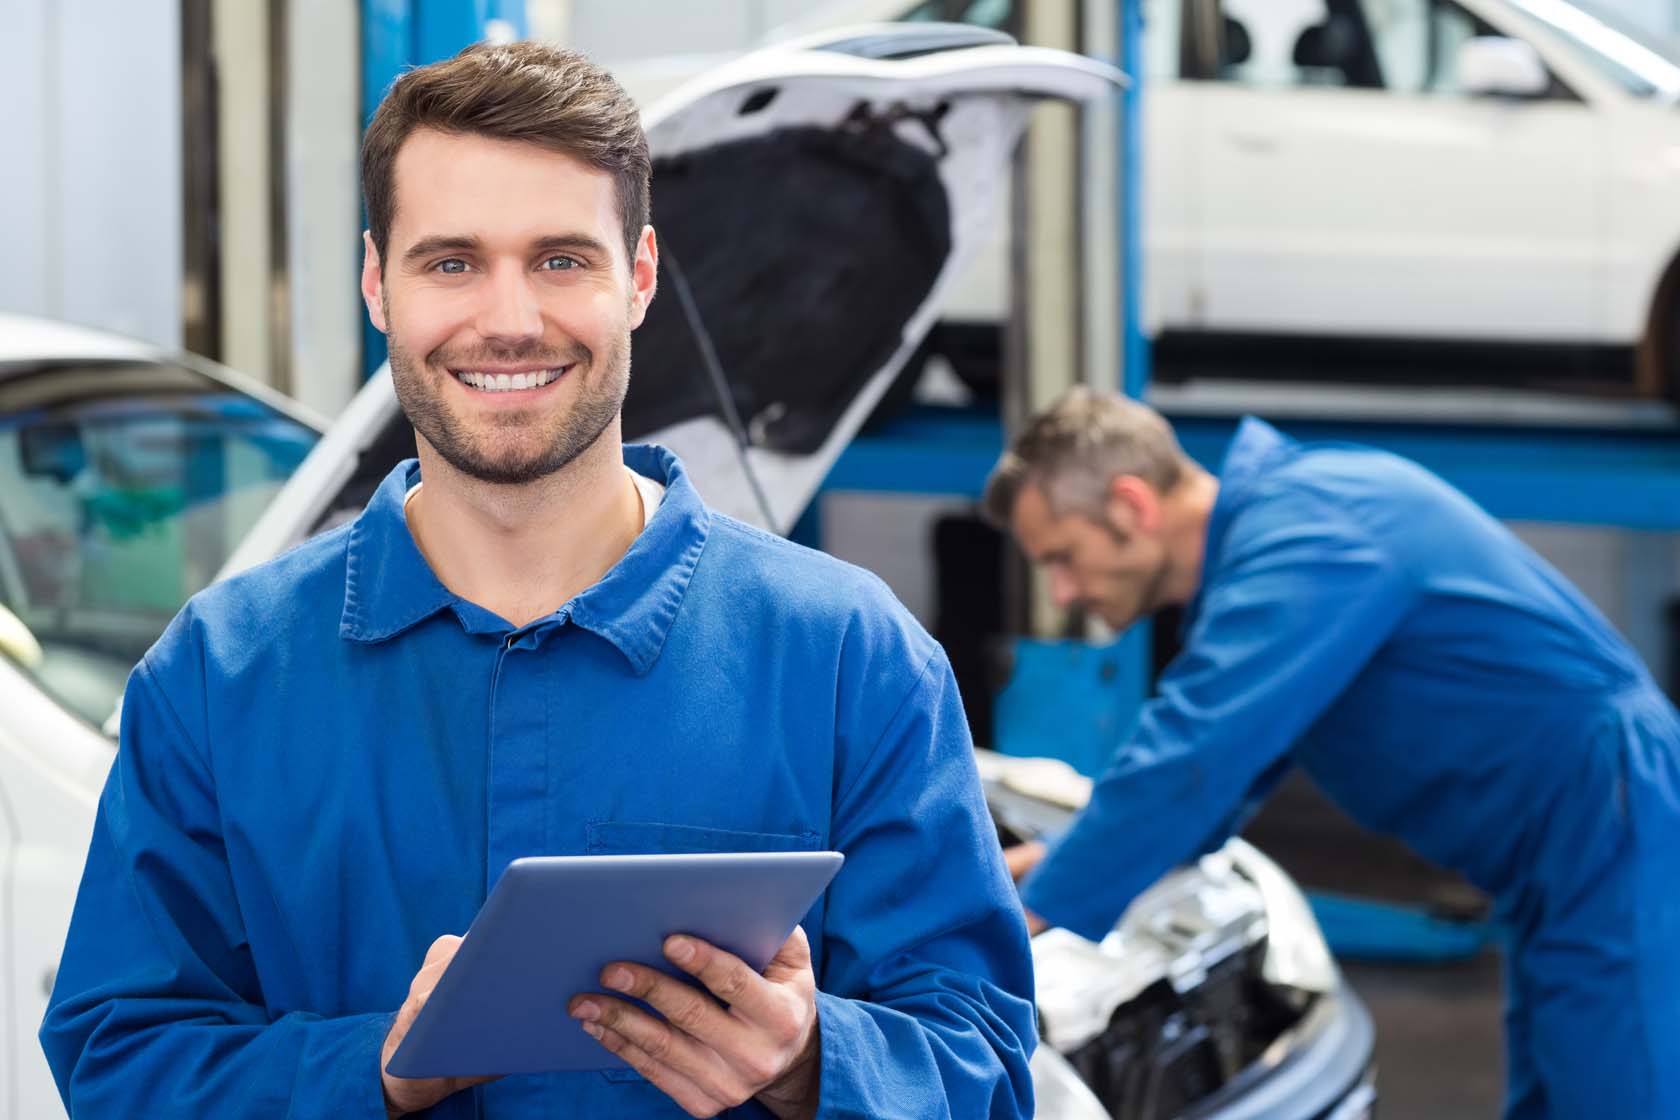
[1120,0,1148,401]
[358,0,531,378]
[1087,0,1152,776]
[997,0,1150,776]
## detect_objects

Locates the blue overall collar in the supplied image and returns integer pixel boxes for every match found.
[340,443,709,675]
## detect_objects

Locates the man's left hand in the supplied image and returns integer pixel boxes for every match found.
[569,926,820,1119]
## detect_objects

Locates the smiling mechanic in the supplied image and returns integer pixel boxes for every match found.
[40,43,1034,1119]
[991,388,1680,1120]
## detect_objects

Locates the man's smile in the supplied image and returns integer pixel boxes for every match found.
[449,364,573,394]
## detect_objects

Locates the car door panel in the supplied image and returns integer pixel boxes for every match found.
[1199,85,1600,338]
[0,661,112,1119]
[1191,0,1603,343]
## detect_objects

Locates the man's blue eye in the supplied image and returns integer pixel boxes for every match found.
[436,259,468,275]
[540,256,577,271]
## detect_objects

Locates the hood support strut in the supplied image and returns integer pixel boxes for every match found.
[661,246,777,529]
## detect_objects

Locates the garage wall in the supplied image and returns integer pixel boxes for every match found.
[0,0,183,349]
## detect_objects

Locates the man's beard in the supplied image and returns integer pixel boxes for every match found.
[387,325,631,486]
[1092,522,1169,631]
[1099,560,1167,632]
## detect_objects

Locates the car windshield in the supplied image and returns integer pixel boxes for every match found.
[1508,0,1680,97]
[0,360,318,731]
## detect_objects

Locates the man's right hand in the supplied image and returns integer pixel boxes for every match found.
[381,935,500,1118]
[1002,840,1046,883]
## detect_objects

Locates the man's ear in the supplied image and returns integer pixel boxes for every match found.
[361,231,388,334]
[627,224,658,330]
[1106,475,1161,536]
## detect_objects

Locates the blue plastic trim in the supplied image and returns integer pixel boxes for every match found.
[819,407,1006,497]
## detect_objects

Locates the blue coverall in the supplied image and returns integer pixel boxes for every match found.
[1021,418,1680,1119]
[41,448,1036,1118]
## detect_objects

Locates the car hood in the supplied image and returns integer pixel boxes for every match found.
[631,32,1122,528]
[222,28,1123,572]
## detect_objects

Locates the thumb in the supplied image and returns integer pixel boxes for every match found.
[423,934,463,968]
[764,924,812,982]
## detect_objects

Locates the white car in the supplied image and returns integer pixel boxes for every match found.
[3,30,1372,1119]
[614,0,1680,401]
[1139,0,1680,401]
[0,315,323,1119]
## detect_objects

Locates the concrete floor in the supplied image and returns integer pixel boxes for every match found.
[1344,952,1505,1118]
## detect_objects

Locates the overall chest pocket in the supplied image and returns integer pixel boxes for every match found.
[585,820,824,1086]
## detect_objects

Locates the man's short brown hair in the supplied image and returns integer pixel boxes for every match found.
[361,41,650,264]
[983,387,1189,526]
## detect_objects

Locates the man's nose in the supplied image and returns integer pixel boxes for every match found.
[1048,568,1079,609]
[476,266,543,344]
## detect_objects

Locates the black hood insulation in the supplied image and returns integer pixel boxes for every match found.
[625,121,953,454]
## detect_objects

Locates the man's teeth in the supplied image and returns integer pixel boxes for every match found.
[456,368,565,392]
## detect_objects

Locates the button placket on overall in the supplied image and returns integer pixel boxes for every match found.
[485,622,560,892]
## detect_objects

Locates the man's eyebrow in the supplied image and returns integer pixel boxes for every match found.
[401,235,482,267]
[531,234,614,259]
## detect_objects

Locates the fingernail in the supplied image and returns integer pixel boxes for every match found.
[667,937,694,963]
[572,1000,600,1021]
[582,1022,603,1039]
[604,967,632,990]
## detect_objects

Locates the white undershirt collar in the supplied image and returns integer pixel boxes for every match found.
[402,467,665,529]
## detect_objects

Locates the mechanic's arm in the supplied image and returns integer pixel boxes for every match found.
[812,648,1036,1119]
[39,659,414,1119]
[1022,495,1415,941]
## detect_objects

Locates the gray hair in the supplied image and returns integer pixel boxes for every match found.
[982,387,1189,525]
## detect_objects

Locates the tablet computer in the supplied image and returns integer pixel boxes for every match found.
[385,850,844,1078]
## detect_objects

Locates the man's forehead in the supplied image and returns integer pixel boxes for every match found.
[392,126,606,176]
[387,128,620,248]
[1010,482,1061,539]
